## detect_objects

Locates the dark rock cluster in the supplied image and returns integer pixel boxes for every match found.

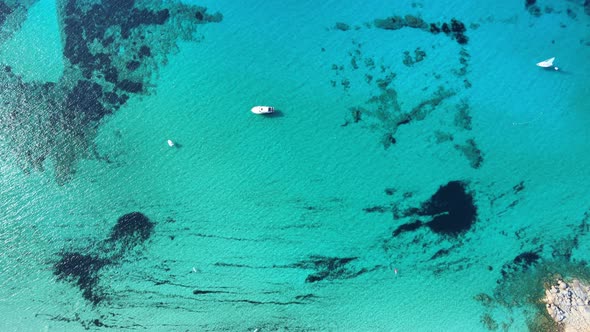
[109,212,155,243]
[62,0,174,96]
[0,1,37,44]
[454,48,471,88]
[65,80,112,124]
[429,19,469,45]
[53,212,155,304]
[402,48,426,67]
[421,181,477,235]
[454,100,472,130]
[334,22,350,31]
[0,1,13,26]
[373,15,469,45]
[0,0,222,184]
[374,14,427,30]
[392,220,422,236]
[288,255,375,283]
[53,252,109,304]
[344,82,455,149]
[454,139,483,169]
[525,0,542,16]
[393,180,477,237]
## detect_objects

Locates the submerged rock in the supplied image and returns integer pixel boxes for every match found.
[289,256,371,283]
[422,181,477,235]
[53,252,109,304]
[334,22,350,31]
[54,211,156,304]
[374,16,405,30]
[109,212,155,244]
[393,220,423,236]
[454,139,483,169]
[392,181,477,237]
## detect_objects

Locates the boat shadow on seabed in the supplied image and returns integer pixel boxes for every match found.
[261,109,284,118]
[536,57,571,75]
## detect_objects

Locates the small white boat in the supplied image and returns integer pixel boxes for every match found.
[167,139,175,147]
[536,57,558,70]
[251,106,274,114]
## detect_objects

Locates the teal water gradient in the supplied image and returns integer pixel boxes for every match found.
[1,0,590,330]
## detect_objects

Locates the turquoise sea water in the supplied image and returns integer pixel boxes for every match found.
[1,0,589,331]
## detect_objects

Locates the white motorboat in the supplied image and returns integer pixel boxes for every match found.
[251,106,274,114]
[536,57,558,70]
[167,139,175,147]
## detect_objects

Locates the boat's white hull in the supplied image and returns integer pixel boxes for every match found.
[536,57,555,68]
[251,106,274,114]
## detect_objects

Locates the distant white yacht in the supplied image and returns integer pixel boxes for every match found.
[167,139,175,147]
[251,106,274,114]
[536,57,558,71]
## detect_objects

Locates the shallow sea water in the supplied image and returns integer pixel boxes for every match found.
[1,0,589,331]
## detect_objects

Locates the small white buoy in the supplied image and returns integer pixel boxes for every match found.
[167,139,175,147]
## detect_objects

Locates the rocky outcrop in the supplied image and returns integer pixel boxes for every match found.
[543,278,590,331]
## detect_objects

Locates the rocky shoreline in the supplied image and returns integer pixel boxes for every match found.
[544,278,590,331]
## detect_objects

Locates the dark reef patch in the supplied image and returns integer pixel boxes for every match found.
[126,60,141,71]
[54,212,155,305]
[294,293,318,302]
[334,22,350,31]
[0,2,41,46]
[373,15,469,45]
[514,251,541,267]
[328,33,471,151]
[429,19,469,45]
[499,250,543,280]
[117,79,143,93]
[402,48,426,67]
[53,252,109,304]
[66,80,110,123]
[454,100,472,130]
[404,15,427,29]
[363,205,389,213]
[421,181,477,235]
[393,181,477,237]
[38,314,117,330]
[374,15,405,30]
[193,289,229,295]
[392,220,423,236]
[384,188,396,195]
[430,248,452,260]
[286,255,375,283]
[0,1,13,26]
[343,79,455,148]
[454,139,483,169]
[138,45,151,58]
[195,10,204,21]
[109,212,155,244]
[455,48,471,79]
[525,0,542,16]
[0,0,222,184]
